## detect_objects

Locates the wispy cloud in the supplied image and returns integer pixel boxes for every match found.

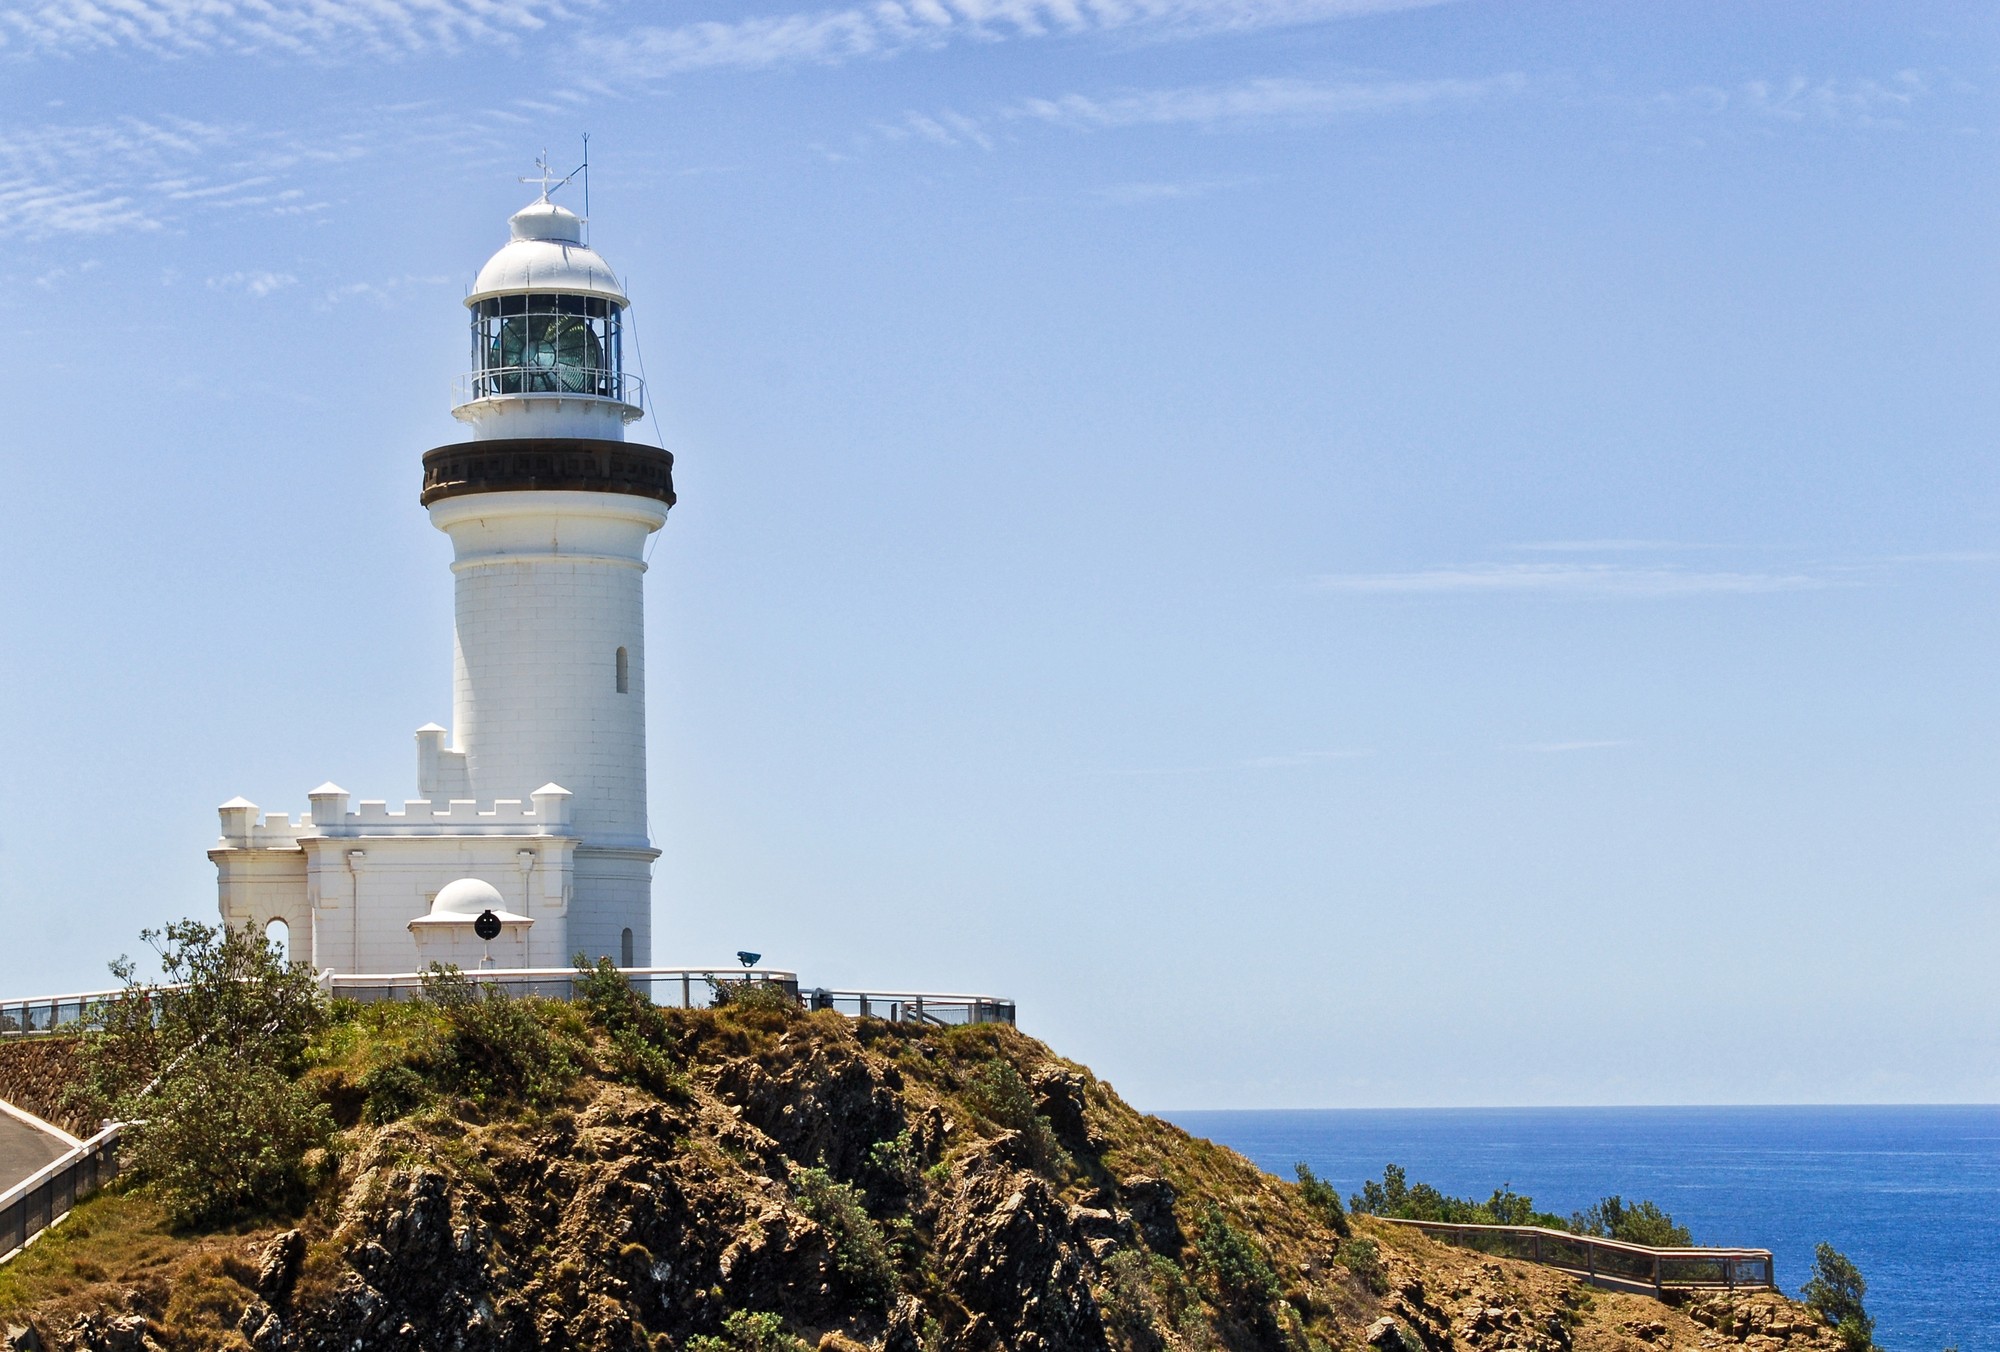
[1310,562,1826,597]
[1506,739,1631,753]
[1652,71,1939,131]
[208,270,298,297]
[873,109,994,150]
[1238,749,1372,768]
[1508,538,1728,554]
[1012,72,1525,130]
[0,0,579,59]
[583,0,1456,79]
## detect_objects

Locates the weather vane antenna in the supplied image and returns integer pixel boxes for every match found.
[519,148,576,203]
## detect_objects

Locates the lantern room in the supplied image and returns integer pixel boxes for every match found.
[453,196,644,440]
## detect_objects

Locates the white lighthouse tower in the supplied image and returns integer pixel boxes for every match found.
[208,180,675,973]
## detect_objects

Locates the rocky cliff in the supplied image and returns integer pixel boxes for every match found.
[0,1004,1841,1352]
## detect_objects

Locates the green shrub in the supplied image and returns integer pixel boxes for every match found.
[1293,1163,1350,1237]
[793,1165,898,1309]
[867,1130,923,1194]
[708,978,800,1015]
[127,1048,332,1227]
[573,955,686,1097]
[1194,1205,1278,1308]
[416,964,578,1105]
[1803,1244,1874,1351]
[1570,1195,1691,1247]
[687,1311,810,1352]
[1349,1164,1565,1229]
[1336,1237,1388,1295]
[360,1062,430,1124]
[1099,1250,1199,1350]
[962,1058,1065,1172]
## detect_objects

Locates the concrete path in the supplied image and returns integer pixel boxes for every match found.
[0,1103,75,1195]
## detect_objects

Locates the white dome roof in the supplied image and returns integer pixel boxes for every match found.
[431,877,506,916]
[467,198,627,307]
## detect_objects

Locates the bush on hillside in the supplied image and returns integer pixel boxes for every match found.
[1336,1237,1388,1295]
[1194,1205,1279,1308]
[792,1165,898,1310]
[962,1058,1066,1172]
[1349,1164,1568,1230]
[1570,1195,1692,1247]
[686,1311,810,1352]
[1097,1250,1200,1351]
[1293,1163,1351,1237]
[68,920,331,1226]
[573,954,687,1097]
[1802,1244,1874,1352]
[128,1048,332,1226]
[415,964,578,1106]
[708,978,800,1016]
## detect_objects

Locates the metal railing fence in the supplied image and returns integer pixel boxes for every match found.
[0,968,1017,1033]
[0,1124,121,1263]
[1376,1217,1774,1294]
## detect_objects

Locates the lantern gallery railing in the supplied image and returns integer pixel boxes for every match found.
[454,366,645,407]
[0,1124,121,1265]
[1376,1217,1775,1296]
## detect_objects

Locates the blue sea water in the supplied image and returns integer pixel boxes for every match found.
[1162,1107,1999,1352]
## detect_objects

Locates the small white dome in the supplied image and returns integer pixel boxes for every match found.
[432,877,505,916]
[510,200,584,243]
[467,198,627,307]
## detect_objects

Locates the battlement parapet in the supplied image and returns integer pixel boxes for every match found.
[215,784,574,849]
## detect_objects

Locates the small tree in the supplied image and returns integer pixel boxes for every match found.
[1803,1244,1874,1351]
[1293,1162,1350,1237]
[687,1312,810,1352]
[1571,1195,1692,1247]
[71,920,332,1226]
[792,1166,898,1310]
[1194,1205,1279,1308]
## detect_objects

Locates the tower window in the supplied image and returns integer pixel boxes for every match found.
[265,917,290,963]
[620,927,635,967]
[615,647,629,694]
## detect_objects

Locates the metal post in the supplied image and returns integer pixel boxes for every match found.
[681,973,690,1008]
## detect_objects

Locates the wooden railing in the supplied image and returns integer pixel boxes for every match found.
[1376,1217,1774,1295]
[0,1124,121,1264]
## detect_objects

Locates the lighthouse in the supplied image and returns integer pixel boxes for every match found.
[208,179,674,974]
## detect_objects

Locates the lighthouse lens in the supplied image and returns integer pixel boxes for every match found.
[476,294,619,398]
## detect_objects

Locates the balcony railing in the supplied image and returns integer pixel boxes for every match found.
[454,366,645,409]
[1376,1217,1774,1295]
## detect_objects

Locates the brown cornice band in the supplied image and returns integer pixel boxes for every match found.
[420,439,677,508]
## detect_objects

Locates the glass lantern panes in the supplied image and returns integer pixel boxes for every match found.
[471,294,625,399]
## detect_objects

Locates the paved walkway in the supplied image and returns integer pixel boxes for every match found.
[0,1105,74,1194]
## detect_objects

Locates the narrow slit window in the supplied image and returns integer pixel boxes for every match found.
[615,647,629,693]
[620,927,635,967]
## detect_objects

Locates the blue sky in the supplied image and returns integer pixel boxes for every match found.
[1,1,1996,1107]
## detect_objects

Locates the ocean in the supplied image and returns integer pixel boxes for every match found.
[1163,1106,1999,1352]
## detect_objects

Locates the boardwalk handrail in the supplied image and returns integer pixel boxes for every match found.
[1376,1216,1774,1295]
[0,968,1017,1032]
[0,1123,121,1264]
